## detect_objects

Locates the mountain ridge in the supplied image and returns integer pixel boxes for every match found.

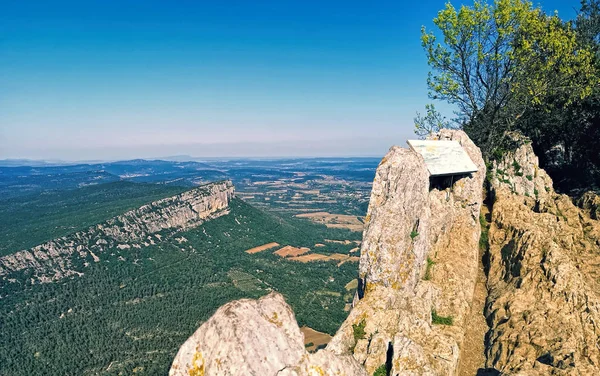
[0,180,234,286]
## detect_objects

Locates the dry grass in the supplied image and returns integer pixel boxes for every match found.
[345,279,358,290]
[295,212,364,232]
[300,326,332,352]
[274,245,310,258]
[288,253,359,265]
[288,253,329,263]
[245,242,280,254]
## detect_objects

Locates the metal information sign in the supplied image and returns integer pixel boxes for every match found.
[407,140,478,177]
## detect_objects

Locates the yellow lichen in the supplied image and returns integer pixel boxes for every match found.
[188,351,205,376]
[308,365,326,376]
[267,311,283,328]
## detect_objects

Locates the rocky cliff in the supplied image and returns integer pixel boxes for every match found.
[0,181,234,285]
[169,130,600,375]
[325,129,485,375]
[485,134,600,374]
[169,130,487,375]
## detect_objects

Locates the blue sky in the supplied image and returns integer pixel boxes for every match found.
[0,0,582,160]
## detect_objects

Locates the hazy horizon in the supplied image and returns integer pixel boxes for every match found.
[1,1,578,160]
[0,133,409,162]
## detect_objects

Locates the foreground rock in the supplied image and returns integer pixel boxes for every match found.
[0,181,234,285]
[169,292,367,376]
[485,133,600,374]
[169,130,486,375]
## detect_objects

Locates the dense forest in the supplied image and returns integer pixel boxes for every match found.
[0,197,361,375]
[416,0,600,192]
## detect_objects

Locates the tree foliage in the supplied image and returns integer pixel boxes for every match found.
[418,0,597,158]
[578,0,600,52]
[414,104,453,138]
[516,0,600,189]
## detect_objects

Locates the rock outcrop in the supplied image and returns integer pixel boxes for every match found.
[169,292,367,376]
[0,181,234,285]
[169,130,486,375]
[326,129,485,375]
[484,134,600,374]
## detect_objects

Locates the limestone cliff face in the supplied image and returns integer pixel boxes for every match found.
[168,133,600,375]
[485,135,600,374]
[169,130,486,376]
[327,129,485,375]
[0,181,234,285]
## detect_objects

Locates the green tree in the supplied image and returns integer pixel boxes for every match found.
[577,0,600,54]
[414,103,453,138]
[420,0,597,158]
[510,0,600,190]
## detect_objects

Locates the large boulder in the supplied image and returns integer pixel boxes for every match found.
[169,292,367,376]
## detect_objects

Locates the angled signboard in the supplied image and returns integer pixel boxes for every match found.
[407,140,478,177]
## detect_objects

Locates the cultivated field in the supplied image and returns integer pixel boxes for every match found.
[245,242,280,254]
[289,253,359,265]
[325,239,361,245]
[227,269,263,292]
[295,212,364,232]
[289,254,329,262]
[274,245,310,258]
[300,326,332,352]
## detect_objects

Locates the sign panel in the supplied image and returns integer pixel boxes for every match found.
[407,140,478,177]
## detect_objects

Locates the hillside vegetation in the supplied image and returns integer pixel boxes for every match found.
[0,181,187,256]
[0,195,360,375]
